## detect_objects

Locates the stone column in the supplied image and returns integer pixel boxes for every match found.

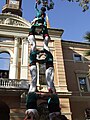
[20,38,28,79]
[9,37,19,79]
[54,37,68,92]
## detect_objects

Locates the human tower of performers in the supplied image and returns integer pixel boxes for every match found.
[24,1,68,120]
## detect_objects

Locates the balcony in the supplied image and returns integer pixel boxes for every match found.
[0,78,29,91]
[0,78,72,96]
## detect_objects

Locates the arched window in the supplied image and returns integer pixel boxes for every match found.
[0,52,10,78]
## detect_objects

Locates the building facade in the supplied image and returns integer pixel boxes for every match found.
[0,1,90,120]
[62,41,90,120]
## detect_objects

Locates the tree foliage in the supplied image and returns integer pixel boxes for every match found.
[36,0,90,12]
[66,0,90,12]
[84,32,90,42]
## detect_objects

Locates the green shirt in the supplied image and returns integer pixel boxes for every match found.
[26,92,38,103]
[29,50,39,64]
[39,49,53,67]
[48,94,59,104]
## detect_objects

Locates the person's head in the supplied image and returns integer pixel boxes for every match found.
[41,6,46,12]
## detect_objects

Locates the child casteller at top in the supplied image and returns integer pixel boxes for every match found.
[30,1,48,36]
[30,0,54,35]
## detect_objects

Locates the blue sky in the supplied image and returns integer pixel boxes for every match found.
[0,0,90,42]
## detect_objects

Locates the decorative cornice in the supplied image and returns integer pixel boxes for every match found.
[0,13,31,27]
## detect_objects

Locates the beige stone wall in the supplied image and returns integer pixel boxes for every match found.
[10,109,25,120]
[54,39,67,92]
[60,98,71,120]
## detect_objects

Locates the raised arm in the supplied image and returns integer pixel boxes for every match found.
[35,2,40,18]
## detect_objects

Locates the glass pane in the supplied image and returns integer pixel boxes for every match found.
[79,78,86,85]
[0,52,10,58]
[79,77,88,92]
[0,59,10,70]
[74,54,82,61]
[0,52,10,70]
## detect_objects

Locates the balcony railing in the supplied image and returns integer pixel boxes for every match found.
[0,78,72,96]
[0,78,29,89]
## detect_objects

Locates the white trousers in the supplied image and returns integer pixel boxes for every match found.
[43,36,50,51]
[28,35,36,52]
[29,65,37,93]
[45,67,56,92]
[25,109,39,120]
[28,35,50,51]
[28,35,50,52]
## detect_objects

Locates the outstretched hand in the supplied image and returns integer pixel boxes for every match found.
[36,0,41,5]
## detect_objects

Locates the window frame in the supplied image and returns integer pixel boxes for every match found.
[73,53,83,62]
[77,74,90,92]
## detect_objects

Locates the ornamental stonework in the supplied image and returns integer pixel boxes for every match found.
[0,13,31,27]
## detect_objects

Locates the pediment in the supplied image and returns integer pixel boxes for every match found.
[0,13,31,28]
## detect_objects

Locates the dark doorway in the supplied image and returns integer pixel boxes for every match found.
[0,101,10,120]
